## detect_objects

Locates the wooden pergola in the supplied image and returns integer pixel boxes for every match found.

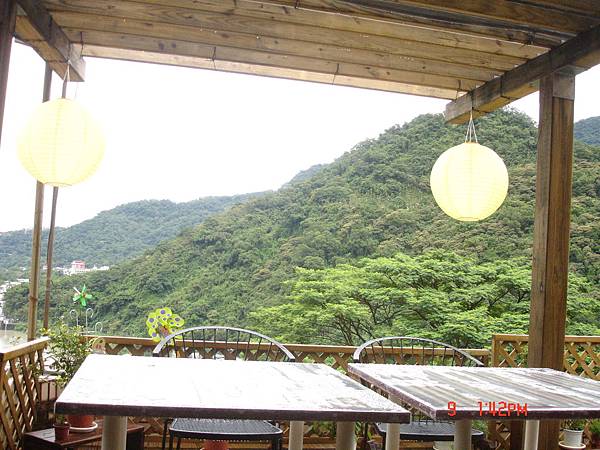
[1,1,599,448]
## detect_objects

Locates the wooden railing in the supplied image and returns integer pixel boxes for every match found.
[492,333,600,378]
[490,334,600,450]
[0,337,48,450]
[95,335,491,371]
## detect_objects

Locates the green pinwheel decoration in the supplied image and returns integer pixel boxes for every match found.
[72,285,93,307]
[147,307,185,342]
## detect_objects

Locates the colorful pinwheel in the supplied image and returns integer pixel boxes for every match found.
[72,285,93,307]
[146,307,185,342]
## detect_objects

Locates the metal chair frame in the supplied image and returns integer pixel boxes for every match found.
[153,326,295,450]
[353,336,484,448]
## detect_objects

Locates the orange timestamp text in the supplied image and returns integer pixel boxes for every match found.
[447,401,528,417]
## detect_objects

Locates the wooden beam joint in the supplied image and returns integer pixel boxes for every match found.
[445,23,600,123]
[15,0,85,81]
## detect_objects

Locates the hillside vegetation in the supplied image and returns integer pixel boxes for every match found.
[5,110,599,347]
[0,194,260,278]
[575,116,600,147]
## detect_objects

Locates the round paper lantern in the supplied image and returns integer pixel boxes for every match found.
[430,142,508,221]
[17,98,105,187]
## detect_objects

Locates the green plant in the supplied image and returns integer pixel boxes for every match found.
[54,413,68,425]
[589,419,600,437]
[564,419,586,431]
[43,318,92,387]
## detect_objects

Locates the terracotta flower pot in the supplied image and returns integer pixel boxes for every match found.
[204,440,229,450]
[53,423,70,441]
[67,414,95,429]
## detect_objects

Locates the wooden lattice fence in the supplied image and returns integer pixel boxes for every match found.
[490,334,600,450]
[0,337,48,450]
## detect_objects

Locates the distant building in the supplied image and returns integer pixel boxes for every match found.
[71,260,86,273]
[52,261,110,276]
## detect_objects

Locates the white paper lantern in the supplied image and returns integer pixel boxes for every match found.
[17,98,105,187]
[430,142,508,221]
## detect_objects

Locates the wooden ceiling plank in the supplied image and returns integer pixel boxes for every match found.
[61,18,502,81]
[347,0,598,34]
[64,28,477,91]
[445,23,600,123]
[65,27,495,83]
[249,0,568,47]
[92,0,549,59]
[15,0,85,81]
[82,44,458,99]
[50,10,526,72]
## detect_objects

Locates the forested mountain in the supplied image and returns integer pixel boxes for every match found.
[575,116,600,146]
[0,194,260,275]
[5,110,599,348]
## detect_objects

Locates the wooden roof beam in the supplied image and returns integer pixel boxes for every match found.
[80,43,462,99]
[15,0,85,81]
[444,24,600,124]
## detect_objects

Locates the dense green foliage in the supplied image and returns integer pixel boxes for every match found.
[253,252,598,347]
[575,116,600,147]
[4,110,599,347]
[0,194,259,278]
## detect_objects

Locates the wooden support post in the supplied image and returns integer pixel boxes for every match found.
[0,0,16,148]
[528,70,575,450]
[26,63,52,341]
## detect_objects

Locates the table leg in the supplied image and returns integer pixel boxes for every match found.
[101,415,127,450]
[336,422,356,450]
[523,420,540,450]
[289,421,304,450]
[454,419,472,450]
[385,423,400,450]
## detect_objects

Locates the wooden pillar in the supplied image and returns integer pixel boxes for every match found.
[528,70,575,450]
[26,64,52,341]
[0,0,16,148]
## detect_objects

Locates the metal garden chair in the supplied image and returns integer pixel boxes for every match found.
[353,336,485,448]
[152,326,296,450]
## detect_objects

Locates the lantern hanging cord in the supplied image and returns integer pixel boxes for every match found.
[61,61,70,99]
[465,110,478,143]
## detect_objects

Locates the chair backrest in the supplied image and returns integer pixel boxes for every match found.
[353,336,483,367]
[152,326,296,362]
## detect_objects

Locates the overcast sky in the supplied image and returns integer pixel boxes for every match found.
[0,43,598,232]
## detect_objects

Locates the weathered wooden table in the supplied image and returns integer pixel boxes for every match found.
[348,364,600,450]
[55,354,410,450]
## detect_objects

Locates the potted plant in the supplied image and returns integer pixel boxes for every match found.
[562,419,586,448]
[53,414,70,441]
[589,419,600,449]
[44,318,95,430]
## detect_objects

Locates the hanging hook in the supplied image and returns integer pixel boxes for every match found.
[332,63,340,85]
[94,322,103,335]
[85,308,94,332]
[68,309,79,328]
